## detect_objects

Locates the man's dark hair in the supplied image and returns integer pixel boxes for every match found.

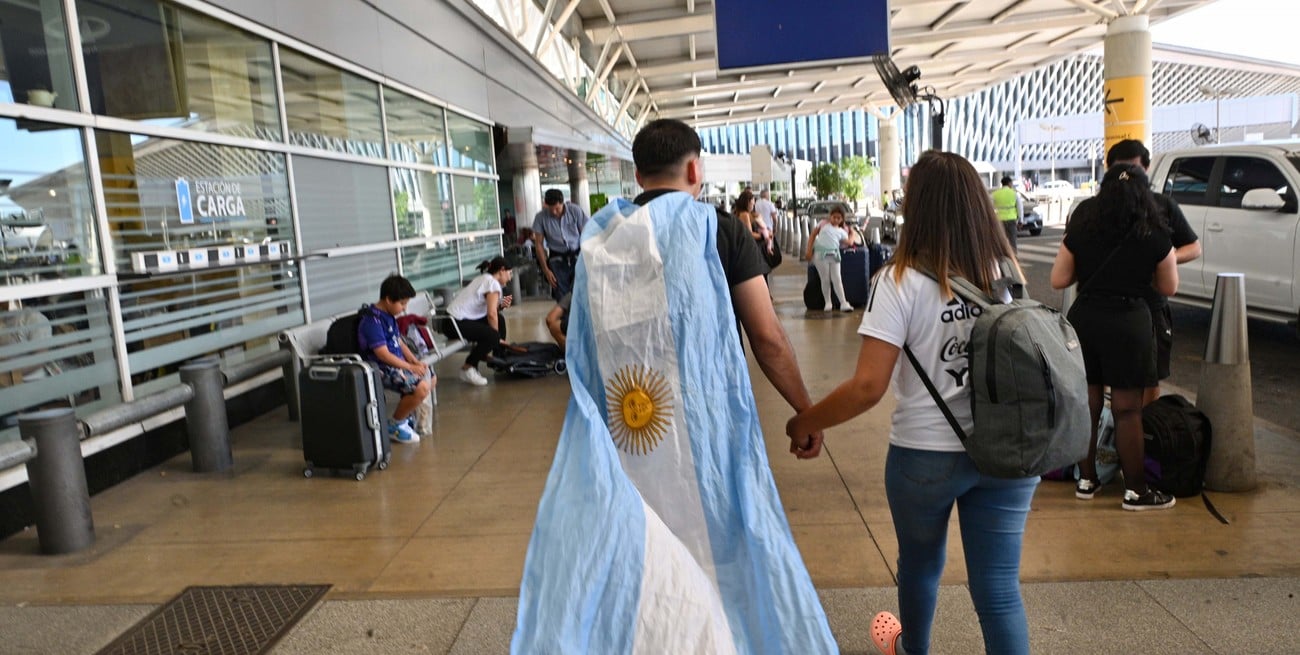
[633,119,701,178]
[544,189,564,206]
[1106,139,1151,168]
[379,274,416,302]
[1000,175,1013,186]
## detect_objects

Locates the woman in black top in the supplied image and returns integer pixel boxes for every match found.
[1051,164,1179,511]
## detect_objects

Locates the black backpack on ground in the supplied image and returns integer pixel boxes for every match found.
[322,305,370,356]
[1142,394,1212,497]
[486,342,565,378]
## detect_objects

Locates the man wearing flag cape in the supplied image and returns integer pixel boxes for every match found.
[513,119,837,653]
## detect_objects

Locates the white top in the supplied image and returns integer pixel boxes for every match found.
[754,197,778,224]
[447,273,502,321]
[813,223,848,257]
[858,265,1009,452]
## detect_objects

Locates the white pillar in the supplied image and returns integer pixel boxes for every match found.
[567,149,590,215]
[879,119,901,195]
[510,143,542,230]
[1103,15,1152,153]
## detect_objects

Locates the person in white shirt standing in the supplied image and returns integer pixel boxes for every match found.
[787,151,1037,655]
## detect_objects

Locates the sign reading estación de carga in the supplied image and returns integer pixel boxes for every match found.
[176,177,248,224]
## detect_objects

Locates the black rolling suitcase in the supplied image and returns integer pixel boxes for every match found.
[840,246,870,308]
[299,355,391,481]
[803,263,842,311]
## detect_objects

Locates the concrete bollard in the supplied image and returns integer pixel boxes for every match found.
[870,227,882,246]
[799,218,810,261]
[21,408,94,554]
[1197,273,1256,492]
[180,360,232,473]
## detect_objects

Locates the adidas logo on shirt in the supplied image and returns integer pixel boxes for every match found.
[940,298,982,323]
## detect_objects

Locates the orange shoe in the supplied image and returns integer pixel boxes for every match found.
[870,611,902,655]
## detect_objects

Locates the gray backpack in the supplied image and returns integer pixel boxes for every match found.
[904,260,1090,478]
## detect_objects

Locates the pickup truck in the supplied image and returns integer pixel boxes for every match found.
[1148,142,1300,332]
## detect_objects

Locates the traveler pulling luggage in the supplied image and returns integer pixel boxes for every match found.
[299,355,392,480]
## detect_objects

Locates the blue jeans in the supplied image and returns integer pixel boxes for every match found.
[884,445,1039,655]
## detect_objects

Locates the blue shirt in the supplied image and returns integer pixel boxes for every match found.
[357,305,402,363]
[532,201,588,254]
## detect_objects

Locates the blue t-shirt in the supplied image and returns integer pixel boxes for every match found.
[357,305,402,363]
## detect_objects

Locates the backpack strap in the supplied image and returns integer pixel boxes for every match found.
[902,344,969,443]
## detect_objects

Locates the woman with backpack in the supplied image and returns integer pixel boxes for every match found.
[786,151,1037,655]
[1050,164,1179,511]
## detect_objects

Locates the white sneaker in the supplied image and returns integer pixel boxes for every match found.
[459,367,489,386]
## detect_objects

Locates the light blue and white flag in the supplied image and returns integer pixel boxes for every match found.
[512,192,836,654]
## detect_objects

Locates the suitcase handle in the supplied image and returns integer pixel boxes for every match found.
[366,401,381,431]
[309,366,341,381]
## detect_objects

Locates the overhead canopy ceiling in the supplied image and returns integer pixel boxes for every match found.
[567,0,1216,129]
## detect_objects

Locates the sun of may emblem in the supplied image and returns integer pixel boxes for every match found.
[605,364,673,455]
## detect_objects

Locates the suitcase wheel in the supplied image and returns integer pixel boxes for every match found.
[554,361,567,374]
[353,464,369,481]
[354,471,366,481]
[303,467,313,478]
[378,458,389,471]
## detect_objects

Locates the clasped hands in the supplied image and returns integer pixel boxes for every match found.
[785,412,824,460]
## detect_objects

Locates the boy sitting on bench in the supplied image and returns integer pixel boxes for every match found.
[358,275,434,444]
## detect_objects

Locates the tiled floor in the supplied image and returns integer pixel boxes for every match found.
[1,264,1298,653]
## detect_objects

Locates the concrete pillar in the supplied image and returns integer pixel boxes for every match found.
[21,408,94,554]
[510,143,542,233]
[1102,15,1153,153]
[567,150,590,215]
[1198,273,1257,491]
[879,119,901,195]
[180,360,232,473]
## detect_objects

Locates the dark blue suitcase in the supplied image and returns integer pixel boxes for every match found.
[868,242,892,278]
[839,246,870,308]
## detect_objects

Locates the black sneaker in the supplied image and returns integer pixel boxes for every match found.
[1122,488,1176,511]
[1075,478,1101,500]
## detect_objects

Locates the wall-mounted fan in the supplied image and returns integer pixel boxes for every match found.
[1191,123,1214,146]
[873,54,920,108]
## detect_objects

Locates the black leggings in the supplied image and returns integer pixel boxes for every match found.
[446,316,507,367]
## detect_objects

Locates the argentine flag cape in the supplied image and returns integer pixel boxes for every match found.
[512,192,836,654]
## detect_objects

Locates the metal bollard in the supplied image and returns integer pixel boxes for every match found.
[870,227,882,246]
[1197,273,1256,492]
[21,408,94,554]
[180,360,232,473]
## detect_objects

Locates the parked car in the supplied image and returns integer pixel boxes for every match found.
[1147,142,1300,330]
[804,200,882,239]
[1033,179,1076,202]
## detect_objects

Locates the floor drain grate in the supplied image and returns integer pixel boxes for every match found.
[95,584,330,655]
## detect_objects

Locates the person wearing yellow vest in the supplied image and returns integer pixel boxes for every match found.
[991,175,1022,253]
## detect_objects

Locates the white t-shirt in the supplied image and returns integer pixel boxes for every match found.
[813,223,848,257]
[858,265,1009,452]
[447,273,502,321]
[755,197,778,225]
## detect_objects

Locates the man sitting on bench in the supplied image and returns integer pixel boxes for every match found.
[358,275,433,444]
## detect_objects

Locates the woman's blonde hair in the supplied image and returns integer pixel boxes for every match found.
[891,151,1016,297]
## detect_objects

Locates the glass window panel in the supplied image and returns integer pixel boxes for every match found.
[458,235,502,278]
[391,169,453,239]
[1219,156,1293,210]
[74,0,280,139]
[292,157,391,251]
[384,88,447,166]
[446,112,494,173]
[0,0,78,110]
[303,250,398,320]
[279,48,383,156]
[400,242,459,293]
[452,176,498,233]
[0,289,122,440]
[0,119,101,282]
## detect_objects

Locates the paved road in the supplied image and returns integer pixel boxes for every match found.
[1013,226,1299,434]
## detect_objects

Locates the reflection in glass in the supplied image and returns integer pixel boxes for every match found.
[279,48,383,156]
[0,0,78,110]
[400,243,459,293]
[0,120,101,283]
[452,176,499,233]
[447,112,494,173]
[92,129,301,391]
[74,0,281,140]
[392,169,453,239]
[458,235,503,279]
[0,290,122,434]
[384,88,448,166]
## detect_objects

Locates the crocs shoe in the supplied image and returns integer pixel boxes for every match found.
[870,611,902,655]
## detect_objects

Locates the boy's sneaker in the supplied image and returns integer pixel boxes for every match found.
[459,367,489,386]
[388,420,420,444]
[1075,478,1101,500]
[1122,488,1176,511]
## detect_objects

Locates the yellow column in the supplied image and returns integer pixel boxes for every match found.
[1103,15,1152,153]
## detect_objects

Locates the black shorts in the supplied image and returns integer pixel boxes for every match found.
[1149,301,1173,380]
[1067,295,1157,389]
